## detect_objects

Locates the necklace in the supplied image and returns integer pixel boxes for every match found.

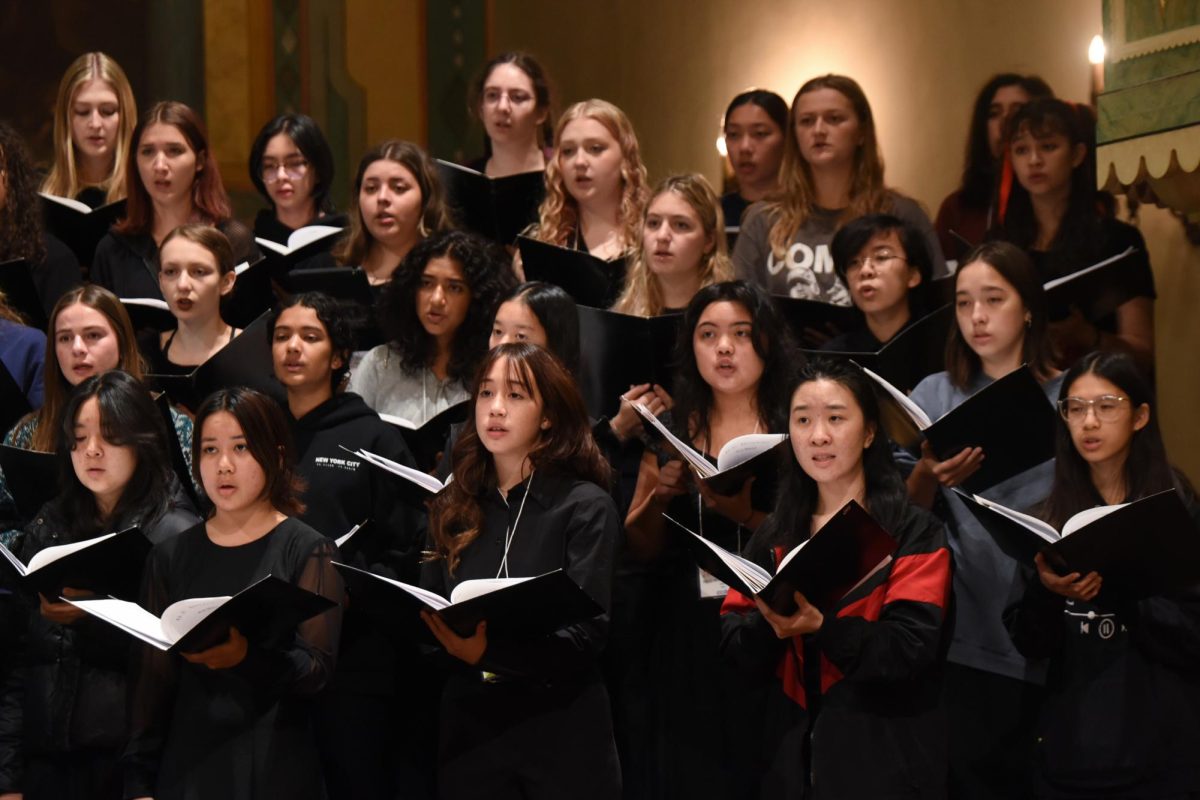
[496,468,535,578]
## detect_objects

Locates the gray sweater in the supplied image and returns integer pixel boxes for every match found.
[899,368,1064,683]
[732,191,947,303]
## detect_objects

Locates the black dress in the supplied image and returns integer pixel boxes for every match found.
[615,473,775,800]
[122,518,343,800]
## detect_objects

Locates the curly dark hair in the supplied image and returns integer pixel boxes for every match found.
[671,280,798,446]
[0,120,48,264]
[379,229,517,384]
[747,358,909,559]
[271,291,356,391]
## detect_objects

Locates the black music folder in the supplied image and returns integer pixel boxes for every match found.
[576,306,681,419]
[39,194,126,266]
[335,563,603,639]
[865,364,1056,491]
[772,295,861,344]
[0,259,49,329]
[810,304,952,395]
[517,236,628,309]
[670,499,897,614]
[956,489,1200,606]
[0,444,56,521]
[147,312,282,411]
[1043,247,1142,323]
[68,574,337,652]
[436,160,545,245]
[0,526,150,599]
[0,359,32,436]
[380,400,470,474]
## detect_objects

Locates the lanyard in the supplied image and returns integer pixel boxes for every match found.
[496,469,535,578]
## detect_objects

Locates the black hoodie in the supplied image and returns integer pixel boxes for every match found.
[291,391,424,582]
[289,391,426,696]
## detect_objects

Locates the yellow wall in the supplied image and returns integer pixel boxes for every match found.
[345,0,425,145]
[493,0,1200,482]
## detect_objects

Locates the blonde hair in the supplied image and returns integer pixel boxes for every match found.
[614,174,732,317]
[531,99,648,252]
[766,74,888,257]
[41,52,137,205]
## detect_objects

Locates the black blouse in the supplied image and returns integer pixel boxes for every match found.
[420,471,620,680]
[123,518,343,799]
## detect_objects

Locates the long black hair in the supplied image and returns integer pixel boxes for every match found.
[958,74,1053,211]
[671,280,797,446]
[1042,351,1192,529]
[379,230,517,383]
[497,281,580,373]
[994,98,1107,268]
[57,371,176,534]
[747,358,909,558]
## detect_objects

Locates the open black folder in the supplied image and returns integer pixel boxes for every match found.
[631,403,788,497]
[147,312,284,411]
[223,256,276,329]
[0,445,56,521]
[809,304,953,394]
[517,236,628,309]
[0,259,49,329]
[576,306,681,419]
[0,359,32,436]
[334,563,603,639]
[66,574,337,653]
[121,298,175,332]
[39,194,127,266]
[436,160,545,245]
[865,364,1056,491]
[1043,247,1140,323]
[255,224,344,274]
[380,401,470,474]
[772,296,861,344]
[955,489,1200,606]
[668,499,897,614]
[0,526,149,600]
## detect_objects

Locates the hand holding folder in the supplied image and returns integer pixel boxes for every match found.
[668,499,896,614]
[334,563,602,639]
[0,526,150,600]
[956,489,1200,606]
[864,364,1056,491]
[66,574,337,653]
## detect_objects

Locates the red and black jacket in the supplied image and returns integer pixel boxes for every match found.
[721,502,953,799]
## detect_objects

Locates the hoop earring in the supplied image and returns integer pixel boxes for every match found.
[418,216,429,238]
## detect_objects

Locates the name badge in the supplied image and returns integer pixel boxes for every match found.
[698,566,730,599]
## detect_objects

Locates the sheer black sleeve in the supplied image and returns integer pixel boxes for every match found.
[232,537,344,694]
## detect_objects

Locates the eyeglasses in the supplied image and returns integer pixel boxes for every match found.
[1057,395,1130,423]
[846,251,907,273]
[261,158,309,183]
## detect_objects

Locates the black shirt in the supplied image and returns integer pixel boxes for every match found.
[420,471,620,681]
